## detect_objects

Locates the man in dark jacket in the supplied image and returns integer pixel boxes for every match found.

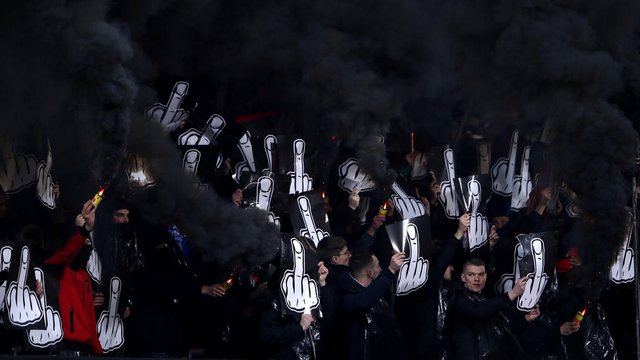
[340,251,405,360]
[395,213,469,360]
[446,257,527,360]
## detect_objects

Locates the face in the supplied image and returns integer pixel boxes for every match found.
[332,246,351,266]
[231,189,243,207]
[112,209,130,224]
[492,216,510,229]
[368,255,382,280]
[461,264,487,293]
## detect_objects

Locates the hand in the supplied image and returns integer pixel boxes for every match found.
[264,135,278,172]
[145,81,190,132]
[35,280,44,299]
[6,246,42,326]
[318,261,329,287]
[454,213,470,239]
[338,158,375,192]
[36,142,56,209]
[611,219,635,283]
[397,224,429,295]
[202,283,226,297]
[0,143,38,194]
[97,277,125,352]
[347,187,361,210]
[280,238,319,312]
[510,146,532,210]
[560,321,580,336]
[300,313,314,331]
[234,131,257,178]
[188,114,227,145]
[86,249,102,283]
[81,200,96,231]
[367,214,386,236]
[525,304,541,322]
[507,276,527,301]
[288,139,313,194]
[388,252,406,274]
[437,148,460,219]
[297,196,329,247]
[390,182,426,220]
[488,224,499,248]
[27,268,63,348]
[518,239,549,310]
[491,130,518,196]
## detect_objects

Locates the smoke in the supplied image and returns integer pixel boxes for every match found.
[439,0,640,298]
[2,0,640,288]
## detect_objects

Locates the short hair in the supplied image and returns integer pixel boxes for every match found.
[317,236,348,263]
[463,257,486,272]
[349,252,375,277]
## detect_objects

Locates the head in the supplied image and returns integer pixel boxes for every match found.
[349,253,381,285]
[487,196,511,227]
[112,208,130,224]
[215,176,243,207]
[461,258,487,293]
[317,236,350,266]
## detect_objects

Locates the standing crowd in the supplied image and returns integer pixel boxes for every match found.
[0,150,635,360]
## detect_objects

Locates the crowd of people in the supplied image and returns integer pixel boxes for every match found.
[0,146,636,360]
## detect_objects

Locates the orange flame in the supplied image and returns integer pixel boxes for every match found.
[378,201,388,216]
[579,307,587,316]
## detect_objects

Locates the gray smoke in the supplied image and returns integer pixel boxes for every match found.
[3,0,640,286]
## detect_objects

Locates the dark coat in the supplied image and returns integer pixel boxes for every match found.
[394,234,461,358]
[340,268,397,360]
[445,283,518,360]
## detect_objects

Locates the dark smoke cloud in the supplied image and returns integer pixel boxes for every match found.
[3,0,640,289]
[440,0,640,298]
[0,0,136,204]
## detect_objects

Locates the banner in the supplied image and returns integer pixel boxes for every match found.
[278,235,321,317]
[385,215,433,296]
[495,232,558,311]
[455,174,491,251]
[288,191,331,247]
[610,208,635,284]
[3,243,44,329]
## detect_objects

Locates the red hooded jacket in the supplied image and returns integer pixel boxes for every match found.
[45,228,102,354]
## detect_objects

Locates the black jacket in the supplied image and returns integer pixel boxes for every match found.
[446,283,519,360]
